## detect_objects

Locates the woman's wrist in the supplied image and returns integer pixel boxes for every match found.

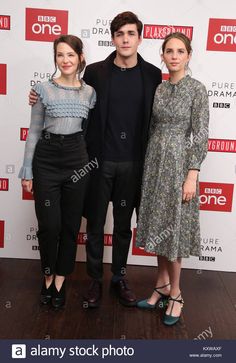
[186,170,198,182]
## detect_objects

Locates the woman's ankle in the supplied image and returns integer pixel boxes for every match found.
[54,275,65,291]
[169,289,181,298]
[155,281,170,294]
[44,275,54,288]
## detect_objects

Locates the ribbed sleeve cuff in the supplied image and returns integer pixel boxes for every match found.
[18,166,33,180]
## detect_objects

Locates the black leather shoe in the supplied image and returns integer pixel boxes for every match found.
[110,279,136,307]
[83,280,102,308]
[51,280,66,309]
[40,278,53,305]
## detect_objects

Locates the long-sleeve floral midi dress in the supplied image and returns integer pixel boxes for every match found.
[136,75,209,261]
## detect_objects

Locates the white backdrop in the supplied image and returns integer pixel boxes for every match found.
[0,0,235,272]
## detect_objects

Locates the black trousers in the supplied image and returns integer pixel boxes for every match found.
[32,131,89,276]
[86,160,142,279]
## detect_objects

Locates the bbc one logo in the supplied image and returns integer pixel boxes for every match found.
[199,182,234,212]
[207,18,236,52]
[25,8,68,42]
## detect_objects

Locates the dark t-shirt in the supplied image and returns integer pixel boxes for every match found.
[104,63,144,161]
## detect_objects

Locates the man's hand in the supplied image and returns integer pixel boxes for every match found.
[28,90,38,106]
[21,179,33,193]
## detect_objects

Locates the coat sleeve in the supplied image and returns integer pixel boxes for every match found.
[188,83,209,170]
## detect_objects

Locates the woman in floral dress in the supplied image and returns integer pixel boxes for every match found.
[136,32,209,325]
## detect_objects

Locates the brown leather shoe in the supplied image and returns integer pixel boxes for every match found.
[111,279,136,307]
[83,280,102,308]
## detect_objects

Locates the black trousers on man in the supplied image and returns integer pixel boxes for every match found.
[32,131,89,276]
[86,160,142,280]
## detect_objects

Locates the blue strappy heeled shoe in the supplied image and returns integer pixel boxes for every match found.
[163,293,184,326]
[136,283,170,309]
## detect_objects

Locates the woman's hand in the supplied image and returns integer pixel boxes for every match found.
[182,170,198,202]
[28,90,38,106]
[21,179,33,193]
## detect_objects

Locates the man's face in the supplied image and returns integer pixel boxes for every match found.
[112,23,142,59]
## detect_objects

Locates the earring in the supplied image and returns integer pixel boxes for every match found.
[161,60,167,72]
[184,62,192,76]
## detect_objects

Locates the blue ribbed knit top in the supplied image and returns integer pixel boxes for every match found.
[18,79,96,179]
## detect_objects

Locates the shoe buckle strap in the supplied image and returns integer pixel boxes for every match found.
[168,296,184,316]
[154,288,169,298]
[169,296,184,304]
[155,282,170,289]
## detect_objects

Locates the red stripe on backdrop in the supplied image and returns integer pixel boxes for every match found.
[0,220,5,248]
[0,64,7,95]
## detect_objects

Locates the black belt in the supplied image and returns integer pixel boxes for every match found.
[41,130,83,140]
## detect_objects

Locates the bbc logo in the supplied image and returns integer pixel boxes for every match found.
[98,40,114,46]
[32,245,40,250]
[199,256,215,262]
[213,102,230,108]
[12,344,26,358]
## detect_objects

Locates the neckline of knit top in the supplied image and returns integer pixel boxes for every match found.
[49,78,85,91]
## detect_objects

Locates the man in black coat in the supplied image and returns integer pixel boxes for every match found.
[83,11,162,308]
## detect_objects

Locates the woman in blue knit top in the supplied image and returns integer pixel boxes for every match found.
[19,35,96,308]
